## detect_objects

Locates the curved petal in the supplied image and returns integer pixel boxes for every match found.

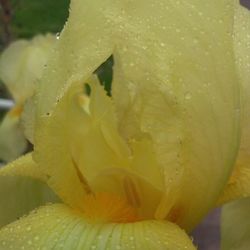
[0,204,196,250]
[0,176,58,228]
[0,153,58,227]
[33,0,117,211]
[221,198,250,250]
[0,107,27,162]
[0,34,56,104]
[218,1,250,205]
[34,84,88,211]
[112,0,240,230]
[35,0,115,118]
[0,153,46,181]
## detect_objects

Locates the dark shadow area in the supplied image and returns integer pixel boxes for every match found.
[241,0,250,10]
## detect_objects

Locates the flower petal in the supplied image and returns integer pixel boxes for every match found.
[0,34,56,104]
[0,176,58,228]
[35,0,115,118]
[33,0,116,211]
[112,0,240,230]
[0,107,27,162]
[0,153,45,181]
[34,84,88,211]
[217,2,250,205]
[0,204,196,250]
[21,96,36,144]
[221,198,250,250]
[0,153,58,227]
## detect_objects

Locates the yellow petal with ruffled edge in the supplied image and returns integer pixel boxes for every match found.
[0,204,196,250]
[35,80,164,218]
[34,84,88,211]
[221,198,250,250]
[217,2,250,205]
[0,153,58,227]
[33,0,240,231]
[0,106,27,162]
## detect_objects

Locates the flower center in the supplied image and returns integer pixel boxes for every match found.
[82,192,138,223]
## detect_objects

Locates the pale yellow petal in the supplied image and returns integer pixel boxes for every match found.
[34,84,88,211]
[0,107,27,162]
[218,2,250,205]
[0,34,56,104]
[112,0,240,230]
[0,204,196,250]
[0,176,58,228]
[0,153,58,227]
[0,153,46,182]
[21,96,35,144]
[33,0,116,210]
[35,1,115,118]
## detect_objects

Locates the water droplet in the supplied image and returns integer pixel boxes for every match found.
[193,38,198,44]
[185,93,192,100]
[34,236,39,241]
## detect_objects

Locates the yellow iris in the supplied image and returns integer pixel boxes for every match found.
[0,34,56,162]
[0,0,250,249]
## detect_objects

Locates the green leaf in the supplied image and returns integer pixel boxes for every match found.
[10,0,70,39]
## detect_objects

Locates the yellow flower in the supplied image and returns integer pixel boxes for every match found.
[0,34,56,162]
[0,0,249,249]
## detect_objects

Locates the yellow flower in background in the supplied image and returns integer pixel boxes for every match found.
[0,34,56,162]
[0,0,249,249]
[0,34,56,104]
